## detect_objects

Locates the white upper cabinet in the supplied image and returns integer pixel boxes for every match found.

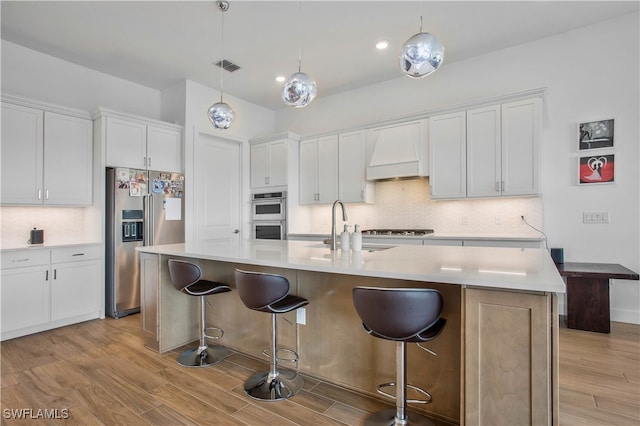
[500,98,540,196]
[429,111,467,199]
[147,125,183,172]
[104,112,183,173]
[338,130,374,203]
[43,112,93,205]
[299,135,339,205]
[430,97,541,199]
[466,105,501,197]
[105,117,147,169]
[250,137,288,189]
[1,103,44,204]
[1,101,93,206]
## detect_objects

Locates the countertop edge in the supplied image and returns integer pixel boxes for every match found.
[137,241,565,294]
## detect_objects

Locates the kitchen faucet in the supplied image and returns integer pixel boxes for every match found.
[331,200,348,251]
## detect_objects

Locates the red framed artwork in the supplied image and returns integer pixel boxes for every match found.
[579,154,615,185]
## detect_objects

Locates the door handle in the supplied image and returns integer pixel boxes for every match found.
[234,229,240,234]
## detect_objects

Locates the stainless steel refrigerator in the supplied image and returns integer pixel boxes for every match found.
[105,167,185,318]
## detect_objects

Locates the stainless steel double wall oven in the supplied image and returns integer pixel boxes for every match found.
[251,191,287,240]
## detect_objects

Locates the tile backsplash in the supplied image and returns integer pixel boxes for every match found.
[306,177,543,235]
[0,207,101,248]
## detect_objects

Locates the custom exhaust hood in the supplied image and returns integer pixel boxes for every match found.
[366,120,428,180]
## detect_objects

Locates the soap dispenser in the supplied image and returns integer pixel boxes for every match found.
[352,224,362,251]
[341,224,351,251]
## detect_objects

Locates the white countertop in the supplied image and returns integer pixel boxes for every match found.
[0,241,101,252]
[138,239,565,293]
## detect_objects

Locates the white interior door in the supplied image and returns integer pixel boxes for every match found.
[193,131,241,241]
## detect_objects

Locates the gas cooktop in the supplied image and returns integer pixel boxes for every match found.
[361,229,434,236]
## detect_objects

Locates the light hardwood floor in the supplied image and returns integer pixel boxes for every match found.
[1,315,638,425]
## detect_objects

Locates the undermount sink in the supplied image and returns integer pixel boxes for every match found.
[305,243,396,252]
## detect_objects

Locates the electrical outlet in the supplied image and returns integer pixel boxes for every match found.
[296,307,306,325]
[461,216,469,225]
[583,211,610,224]
[495,215,504,225]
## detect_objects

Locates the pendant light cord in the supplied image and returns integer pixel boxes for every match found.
[219,3,225,102]
[297,0,302,72]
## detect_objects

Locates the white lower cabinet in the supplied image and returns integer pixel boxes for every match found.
[1,265,50,333]
[1,245,102,341]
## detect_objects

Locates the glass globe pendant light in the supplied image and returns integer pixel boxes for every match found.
[400,15,444,79]
[282,2,317,108]
[207,1,235,129]
[282,61,317,108]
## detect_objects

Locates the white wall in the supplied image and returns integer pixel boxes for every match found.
[276,13,640,324]
[1,40,161,118]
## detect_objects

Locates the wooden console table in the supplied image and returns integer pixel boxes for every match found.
[557,262,639,333]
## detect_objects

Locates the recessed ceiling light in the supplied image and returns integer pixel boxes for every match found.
[376,40,389,50]
[275,75,286,83]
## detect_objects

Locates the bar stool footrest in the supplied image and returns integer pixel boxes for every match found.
[261,347,299,363]
[204,326,224,341]
[376,382,433,404]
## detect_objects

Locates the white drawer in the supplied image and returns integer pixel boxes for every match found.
[1,250,50,269]
[51,245,101,263]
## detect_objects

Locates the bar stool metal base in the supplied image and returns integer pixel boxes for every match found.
[177,345,229,368]
[244,368,303,401]
[364,408,436,426]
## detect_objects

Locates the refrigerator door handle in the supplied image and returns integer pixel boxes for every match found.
[149,195,155,246]
[143,194,150,246]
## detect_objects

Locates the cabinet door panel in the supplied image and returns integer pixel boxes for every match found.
[1,266,50,332]
[51,260,101,321]
[250,143,269,188]
[467,105,501,197]
[1,103,44,204]
[501,98,540,196]
[299,139,319,205]
[268,139,288,187]
[316,135,339,204]
[105,118,146,168]
[147,126,182,172]
[465,288,551,425]
[339,130,367,202]
[43,112,93,205]
[429,112,467,199]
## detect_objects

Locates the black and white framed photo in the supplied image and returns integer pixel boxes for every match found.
[578,119,614,150]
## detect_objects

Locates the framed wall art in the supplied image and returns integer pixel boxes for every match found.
[579,154,615,185]
[578,119,614,150]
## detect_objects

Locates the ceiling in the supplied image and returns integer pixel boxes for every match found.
[2,1,638,111]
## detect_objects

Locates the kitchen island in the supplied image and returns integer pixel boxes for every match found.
[138,240,564,426]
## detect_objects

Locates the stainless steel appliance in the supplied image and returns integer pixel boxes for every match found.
[251,191,287,240]
[106,167,185,318]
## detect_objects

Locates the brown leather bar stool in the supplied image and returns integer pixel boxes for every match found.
[234,269,309,401]
[168,259,231,367]
[352,286,446,426]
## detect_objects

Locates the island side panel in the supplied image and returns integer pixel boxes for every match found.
[464,287,552,426]
[296,270,462,424]
[158,255,199,353]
